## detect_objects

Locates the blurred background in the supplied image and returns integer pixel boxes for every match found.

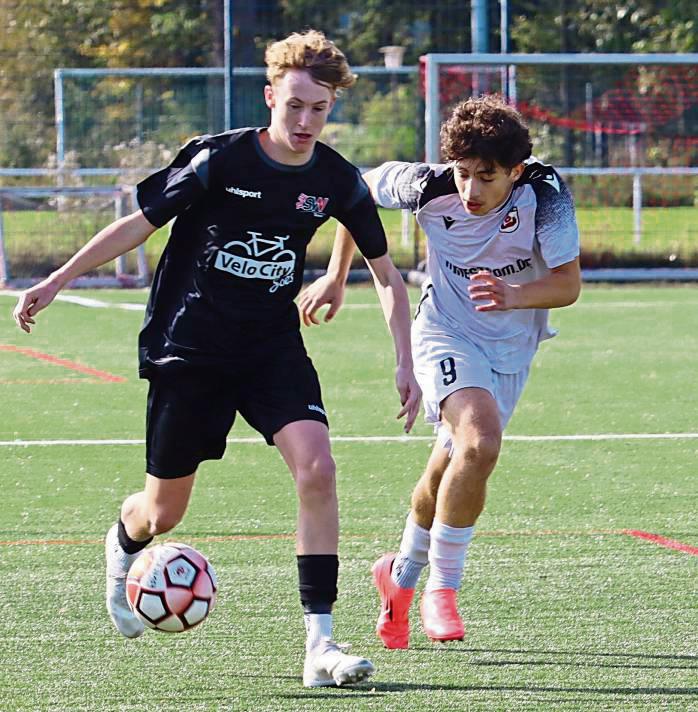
[0,0,696,279]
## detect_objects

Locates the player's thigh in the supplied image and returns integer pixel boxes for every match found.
[441,386,502,442]
[274,419,333,480]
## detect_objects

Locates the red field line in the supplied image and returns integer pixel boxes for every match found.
[622,529,698,556]
[0,530,624,547]
[0,378,107,385]
[0,344,126,383]
[4,531,697,550]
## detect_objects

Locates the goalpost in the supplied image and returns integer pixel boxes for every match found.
[422,53,698,248]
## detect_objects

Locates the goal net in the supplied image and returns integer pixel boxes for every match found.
[421,53,698,266]
[0,187,148,288]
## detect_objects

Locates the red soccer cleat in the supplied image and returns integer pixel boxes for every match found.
[371,553,415,649]
[420,588,465,642]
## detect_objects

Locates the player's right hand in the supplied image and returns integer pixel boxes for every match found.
[297,274,345,327]
[395,365,422,433]
[12,278,61,333]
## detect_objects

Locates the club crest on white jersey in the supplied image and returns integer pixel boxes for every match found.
[499,207,519,233]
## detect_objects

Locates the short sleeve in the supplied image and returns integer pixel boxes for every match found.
[136,136,216,227]
[533,171,580,268]
[333,170,388,259]
[371,161,432,212]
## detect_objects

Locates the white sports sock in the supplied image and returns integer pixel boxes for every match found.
[391,513,430,589]
[425,520,474,592]
[304,613,333,651]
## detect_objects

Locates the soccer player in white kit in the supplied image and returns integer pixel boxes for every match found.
[299,95,581,648]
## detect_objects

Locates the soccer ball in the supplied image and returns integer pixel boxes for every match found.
[126,543,218,632]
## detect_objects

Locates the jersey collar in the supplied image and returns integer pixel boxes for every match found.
[253,129,319,172]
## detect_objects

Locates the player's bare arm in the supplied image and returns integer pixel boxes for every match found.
[468,257,581,312]
[297,223,355,326]
[298,168,381,327]
[13,210,156,333]
[364,252,422,433]
[300,220,421,431]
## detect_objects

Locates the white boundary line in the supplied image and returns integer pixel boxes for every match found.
[2,433,698,446]
[0,291,380,311]
[4,291,698,312]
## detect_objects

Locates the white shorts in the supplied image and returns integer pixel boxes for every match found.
[412,330,530,447]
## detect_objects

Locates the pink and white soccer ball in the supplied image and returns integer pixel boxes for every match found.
[126,543,218,632]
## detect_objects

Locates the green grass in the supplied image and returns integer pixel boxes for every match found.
[576,206,698,253]
[0,285,697,711]
[3,206,698,278]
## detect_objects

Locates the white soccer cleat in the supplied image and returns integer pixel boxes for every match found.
[105,523,145,638]
[303,639,376,688]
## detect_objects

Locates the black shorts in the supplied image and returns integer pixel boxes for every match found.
[144,331,328,478]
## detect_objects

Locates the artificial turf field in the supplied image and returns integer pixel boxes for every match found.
[0,285,696,711]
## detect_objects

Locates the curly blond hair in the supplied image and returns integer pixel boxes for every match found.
[441,95,532,169]
[265,30,356,92]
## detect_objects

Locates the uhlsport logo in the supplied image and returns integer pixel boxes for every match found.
[214,230,295,293]
[296,193,329,218]
[500,207,520,233]
[226,185,262,199]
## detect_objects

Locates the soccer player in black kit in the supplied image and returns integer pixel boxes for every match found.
[13,30,420,687]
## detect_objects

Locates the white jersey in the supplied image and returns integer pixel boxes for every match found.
[372,159,580,373]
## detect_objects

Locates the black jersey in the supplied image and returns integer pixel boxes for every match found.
[136,127,387,375]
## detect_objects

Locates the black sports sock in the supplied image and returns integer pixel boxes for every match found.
[297,554,338,614]
[117,519,152,555]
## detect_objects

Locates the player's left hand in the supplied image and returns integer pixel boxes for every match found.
[468,270,521,311]
[395,365,421,433]
[297,275,345,326]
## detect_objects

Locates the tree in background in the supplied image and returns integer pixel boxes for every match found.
[0,0,216,169]
[1,0,696,170]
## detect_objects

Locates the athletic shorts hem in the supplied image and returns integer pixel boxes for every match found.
[264,410,329,446]
[146,457,217,480]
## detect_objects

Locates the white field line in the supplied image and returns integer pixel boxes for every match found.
[0,291,146,311]
[0,291,382,311]
[3,291,697,312]
[2,433,698,447]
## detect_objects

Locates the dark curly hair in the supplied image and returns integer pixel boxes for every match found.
[440,95,532,169]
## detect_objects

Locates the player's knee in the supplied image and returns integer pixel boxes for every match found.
[453,432,500,476]
[146,509,183,536]
[295,456,336,502]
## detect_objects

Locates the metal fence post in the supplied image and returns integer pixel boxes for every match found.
[115,192,127,278]
[0,197,8,285]
[632,173,643,245]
